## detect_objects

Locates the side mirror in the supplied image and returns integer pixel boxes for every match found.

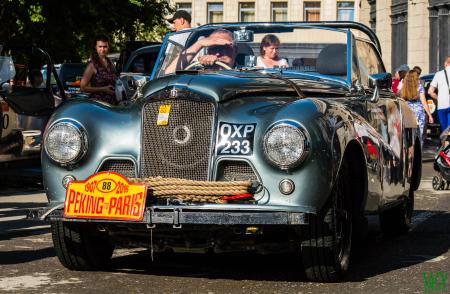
[368,73,392,90]
[233,29,254,42]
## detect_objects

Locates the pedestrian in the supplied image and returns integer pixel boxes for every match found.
[401,70,433,146]
[80,34,117,105]
[412,65,422,76]
[392,64,409,94]
[168,10,191,32]
[428,56,450,132]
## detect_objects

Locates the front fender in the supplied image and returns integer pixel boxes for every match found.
[42,99,141,202]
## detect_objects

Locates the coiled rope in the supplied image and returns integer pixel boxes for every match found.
[129,176,254,203]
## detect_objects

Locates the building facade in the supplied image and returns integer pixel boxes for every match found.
[170,0,359,26]
[360,0,449,74]
[169,0,450,74]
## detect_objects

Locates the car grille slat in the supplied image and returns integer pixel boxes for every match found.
[141,99,215,180]
[98,159,136,178]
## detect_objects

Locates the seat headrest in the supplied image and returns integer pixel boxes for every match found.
[316,44,347,76]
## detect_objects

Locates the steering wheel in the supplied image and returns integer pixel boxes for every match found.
[184,60,232,71]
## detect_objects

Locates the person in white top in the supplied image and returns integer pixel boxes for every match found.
[428,56,450,132]
[256,34,288,69]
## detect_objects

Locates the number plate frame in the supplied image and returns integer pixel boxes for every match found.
[216,122,256,156]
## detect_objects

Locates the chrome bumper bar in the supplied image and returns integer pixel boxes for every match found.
[27,207,308,227]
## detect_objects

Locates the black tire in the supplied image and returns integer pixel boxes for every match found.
[432,175,444,191]
[300,161,352,282]
[379,189,414,236]
[51,221,114,270]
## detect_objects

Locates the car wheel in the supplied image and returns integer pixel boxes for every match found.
[379,189,414,236]
[300,161,352,282]
[51,221,114,270]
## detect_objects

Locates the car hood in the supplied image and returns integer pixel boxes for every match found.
[142,71,349,102]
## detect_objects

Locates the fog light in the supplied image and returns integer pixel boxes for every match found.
[62,175,76,188]
[279,179,295,195]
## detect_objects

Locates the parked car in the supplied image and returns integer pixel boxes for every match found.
[42,63,87,98]
[0,44,65,173]
[30,22,422,282]
[116,44,161,101]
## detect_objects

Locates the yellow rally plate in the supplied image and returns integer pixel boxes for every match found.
[157,104,171,126]
[64,172,147,221]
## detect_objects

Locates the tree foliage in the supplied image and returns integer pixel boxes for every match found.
[0,0,172,62]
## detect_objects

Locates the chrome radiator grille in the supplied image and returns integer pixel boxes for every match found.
[98,159,136,178]
[141,99,215,180]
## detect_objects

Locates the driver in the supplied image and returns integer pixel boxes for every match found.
[165,29,236,73]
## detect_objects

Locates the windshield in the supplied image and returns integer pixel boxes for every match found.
[154,25,350,82]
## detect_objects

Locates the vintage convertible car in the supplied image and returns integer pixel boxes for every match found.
[29,22,421,282]
[0,44,65,177]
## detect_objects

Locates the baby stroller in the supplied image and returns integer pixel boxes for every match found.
[432,127,450,190]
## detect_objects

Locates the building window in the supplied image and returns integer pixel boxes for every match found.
[271,2,288,22]
[207,3,223,23]
[304,2,321,21]
[239,2,255,22]
[175,3,192,15]
[337,2,354,21]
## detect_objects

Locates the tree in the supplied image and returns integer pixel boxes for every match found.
[0,0,172,62]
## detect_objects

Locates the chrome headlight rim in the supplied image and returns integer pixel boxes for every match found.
[44,119,88,165]
[263,121,310,170]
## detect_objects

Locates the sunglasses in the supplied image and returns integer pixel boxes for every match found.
[207,44,235,55]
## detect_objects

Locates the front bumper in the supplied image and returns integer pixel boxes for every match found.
[27,206,308,227]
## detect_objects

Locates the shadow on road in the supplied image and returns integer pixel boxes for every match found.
[0,201,50,241]
[0,247,55,265]
[102,210,450,282]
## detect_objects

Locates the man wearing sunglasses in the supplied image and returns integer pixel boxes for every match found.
[165,29,237,73]
[195,29,237,69]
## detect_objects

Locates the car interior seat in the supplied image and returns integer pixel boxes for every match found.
[316,44,347,77]
[235,43,255,67]
[292,58,317,72]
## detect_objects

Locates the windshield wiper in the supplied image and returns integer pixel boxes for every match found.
[253,71,306,99]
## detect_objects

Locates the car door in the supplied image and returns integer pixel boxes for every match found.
[0,45,65,160]
[356,40,406,204]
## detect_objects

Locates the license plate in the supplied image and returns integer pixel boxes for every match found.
[64,172,147,221]
[217,122,256,155]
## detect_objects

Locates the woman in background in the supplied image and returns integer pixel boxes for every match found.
[257,34,288,69]
[80,34,117,105]
[400,70,433,145]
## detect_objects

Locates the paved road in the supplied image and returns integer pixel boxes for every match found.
[0,159,449,293]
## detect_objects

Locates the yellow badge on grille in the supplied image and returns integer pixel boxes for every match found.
[157,105,171,126]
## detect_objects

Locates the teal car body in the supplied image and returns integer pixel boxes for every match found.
[34,22,421,281]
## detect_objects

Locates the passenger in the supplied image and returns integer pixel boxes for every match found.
[165,29,236,73]
[400,70,433,146]
[256,34,288,69]
[80,34,118,105]
[28,69,43,88]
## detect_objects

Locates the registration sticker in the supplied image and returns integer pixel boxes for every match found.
[157,104,171,126]
[63,172,147,221]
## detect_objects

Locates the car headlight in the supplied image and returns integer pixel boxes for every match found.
[44,120,88,165]
[263,122,309,169]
